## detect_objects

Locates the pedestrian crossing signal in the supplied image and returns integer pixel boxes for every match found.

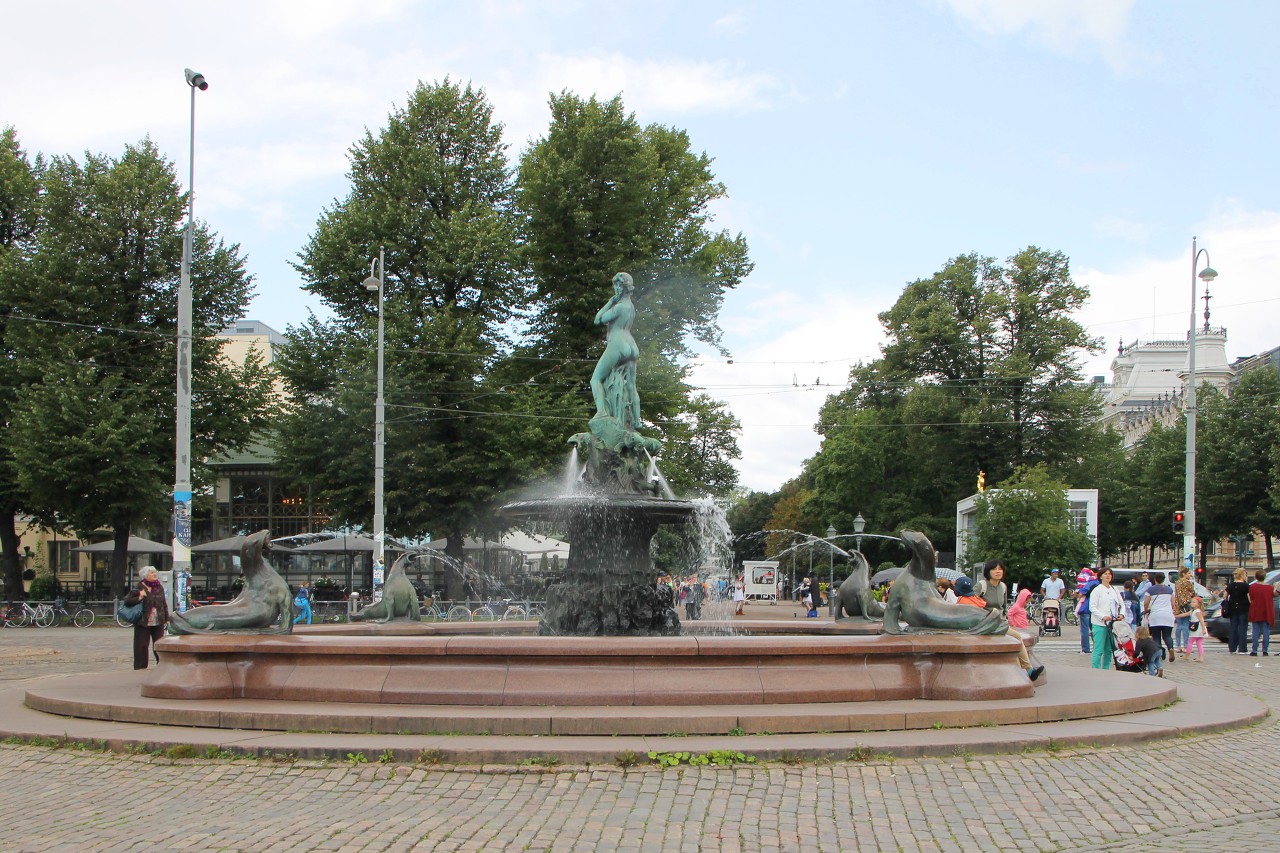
[1172,511,1186,534]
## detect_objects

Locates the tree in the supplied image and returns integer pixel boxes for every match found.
[0,127,42,598]
[726,489,779,566]
[806,248,1103,555]
[513,92,752,489]
[651,393,741,498]
[6,139,273,595]
[962,466,1097,589]
[1114,422,1186,569]
[1200,370,1280,567]
[277,80,532,598]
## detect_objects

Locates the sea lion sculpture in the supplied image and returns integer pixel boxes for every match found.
[351,554,421,623]
[881,529,1006,635]
[169,530,293,635]
[835,549,885,621]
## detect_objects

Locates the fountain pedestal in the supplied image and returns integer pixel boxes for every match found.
[500,495,693,636]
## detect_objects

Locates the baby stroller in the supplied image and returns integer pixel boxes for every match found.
[1039,597,1061,637]
[1111,619,1145,673]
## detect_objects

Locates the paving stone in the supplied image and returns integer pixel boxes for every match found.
[2,628,1278,850]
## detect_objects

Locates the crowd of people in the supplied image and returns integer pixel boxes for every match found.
[1058,564,1279,675]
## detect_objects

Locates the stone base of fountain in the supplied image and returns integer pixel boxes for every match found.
[141,628,1037,706]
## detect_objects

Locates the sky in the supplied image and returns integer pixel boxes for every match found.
[3,0,1278,494]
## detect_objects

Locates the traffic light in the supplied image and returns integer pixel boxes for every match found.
[1172,510,1186,534]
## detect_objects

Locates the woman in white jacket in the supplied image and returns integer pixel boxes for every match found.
[1089,568,1126,670]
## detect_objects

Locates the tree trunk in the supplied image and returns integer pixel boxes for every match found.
[1147,545,1155,571]
[444,531,467,602]
[0,514,23,600]
[110,525,131,598]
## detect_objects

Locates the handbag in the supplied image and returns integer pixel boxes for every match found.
[117,599,144,626]
[1189,619,1200,632]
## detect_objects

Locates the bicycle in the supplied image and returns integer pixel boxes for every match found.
[1025,595,1043,626]
[446,604,473,622]
[500,603,528,621]
[49,598,95,628]
[4,601,54,628]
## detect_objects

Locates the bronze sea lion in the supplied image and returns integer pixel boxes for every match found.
[169,530,293,635]
[881,530,1006,635]
[351,554,422,622]
[835,549,885,621]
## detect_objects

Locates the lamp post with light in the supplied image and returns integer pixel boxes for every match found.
[1184,238,1217,575]
[363,247,386,581]
[853,513,866,553]
[173,67,208,613]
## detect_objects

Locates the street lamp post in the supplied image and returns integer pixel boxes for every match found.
[173,68,208,614]
[826,525,837,616]
[853,513,866,553]
[1184,238,1218,577]
[363,247,386,583]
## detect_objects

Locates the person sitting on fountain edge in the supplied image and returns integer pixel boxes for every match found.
[953,576,1044,682]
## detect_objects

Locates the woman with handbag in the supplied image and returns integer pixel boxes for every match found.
[126,566,169,670]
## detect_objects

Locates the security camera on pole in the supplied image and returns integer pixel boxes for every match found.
[173,68,208,614]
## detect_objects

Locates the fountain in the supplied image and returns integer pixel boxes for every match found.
[20,272,1184,751]
[500,272,691,636]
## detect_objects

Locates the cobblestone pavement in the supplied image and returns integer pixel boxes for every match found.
[1,627,1276,852]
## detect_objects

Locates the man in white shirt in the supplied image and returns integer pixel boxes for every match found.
[1041,569,1065,601]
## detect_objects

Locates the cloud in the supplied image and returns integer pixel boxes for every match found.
[1075,205,1280,379]
[940,0,1154,71]
[1093,215,1153,242]
[691,285,885,491]
[529,53,778,114]
[712,10,750,37]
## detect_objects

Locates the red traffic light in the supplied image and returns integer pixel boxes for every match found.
[1172,511,1186,533]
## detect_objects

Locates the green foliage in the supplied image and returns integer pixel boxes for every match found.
[1199,370,1280,560]
[2,138,273,595]
[963,466,1097,587]
[417,748,444,765]
[514,91,750,495]
[378,748,396,764]
[1114,422,1185,558]
[646,749,756,767]
[614,749,641,768]
[727,490,779,565]
[277,80,531,596]
[27,570,57,599]
[806,249,1102,556]
[0,127,46,598]
[345,752,367,765]
[653,393,742,497]
[519,754,561,768]
[164,744,197,760]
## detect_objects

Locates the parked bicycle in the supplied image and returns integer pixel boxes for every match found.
[3,600,54,628]
[49,597,95,627]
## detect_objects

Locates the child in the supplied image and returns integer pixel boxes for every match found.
[1187,596,1208,662]
[1135,625,1164,677]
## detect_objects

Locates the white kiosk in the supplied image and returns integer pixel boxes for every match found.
[742,560,780,603]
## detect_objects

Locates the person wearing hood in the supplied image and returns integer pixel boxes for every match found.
[1008,588,1034,630]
